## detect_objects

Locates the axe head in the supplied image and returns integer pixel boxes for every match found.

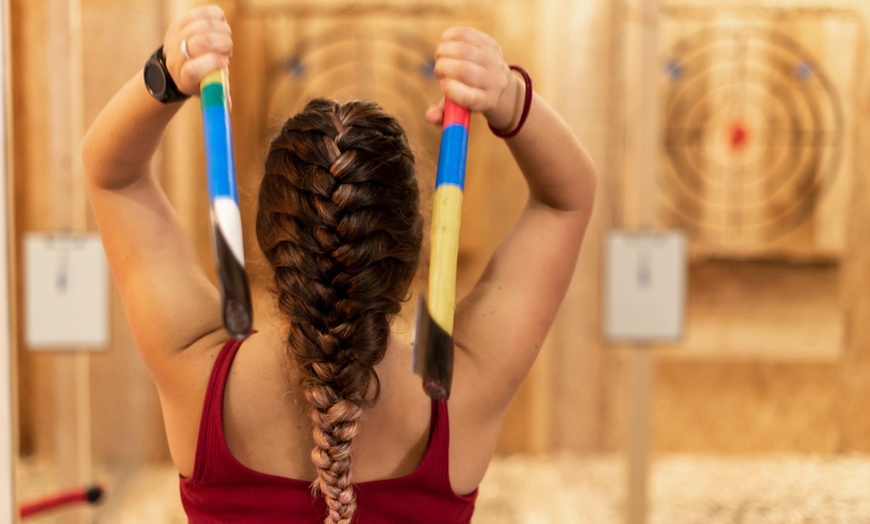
[214,224,253,338]
[413,294,454,400]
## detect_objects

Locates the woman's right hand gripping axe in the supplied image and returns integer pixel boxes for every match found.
[414,99,470,400]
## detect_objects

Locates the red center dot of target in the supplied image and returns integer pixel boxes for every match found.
[728,122,749,152]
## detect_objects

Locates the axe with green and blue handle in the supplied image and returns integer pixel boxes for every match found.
[200,69,253,337]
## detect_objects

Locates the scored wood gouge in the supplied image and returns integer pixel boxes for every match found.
[200,69,253,337]
[414,99,471,400]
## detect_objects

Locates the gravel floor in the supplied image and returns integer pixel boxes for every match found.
[18,454,870,523]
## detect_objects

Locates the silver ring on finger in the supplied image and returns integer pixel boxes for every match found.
[181,38,192,61]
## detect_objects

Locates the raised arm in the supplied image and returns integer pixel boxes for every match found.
[426,27,596,436]
[81,6,234,387]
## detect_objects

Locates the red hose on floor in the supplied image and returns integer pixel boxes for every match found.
[20,485,103,518]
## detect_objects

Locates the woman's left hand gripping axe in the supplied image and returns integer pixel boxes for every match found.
[200,69,253,337]
[414,100,470,400]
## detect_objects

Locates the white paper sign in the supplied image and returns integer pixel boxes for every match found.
[24,233,109,349]
[604,230,687,343]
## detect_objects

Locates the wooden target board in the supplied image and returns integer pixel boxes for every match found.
[236,9,488,276]
[256,18,445,146]
[655,7,863,259]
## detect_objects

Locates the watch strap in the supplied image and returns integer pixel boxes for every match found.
[146,45,190,104]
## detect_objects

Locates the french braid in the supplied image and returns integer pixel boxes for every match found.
[256,99,423,524]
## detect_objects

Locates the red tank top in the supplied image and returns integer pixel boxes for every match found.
[180,337,478,523]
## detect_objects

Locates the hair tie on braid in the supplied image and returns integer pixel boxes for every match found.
[256,98,423,524]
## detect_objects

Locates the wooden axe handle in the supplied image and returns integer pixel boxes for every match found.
[414,99,470,399]
[428,99,471,334]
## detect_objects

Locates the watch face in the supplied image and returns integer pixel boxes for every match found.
[144,61,167,99]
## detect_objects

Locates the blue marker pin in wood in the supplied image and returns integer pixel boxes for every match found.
[414,99,470,400]
[200,69,253,337]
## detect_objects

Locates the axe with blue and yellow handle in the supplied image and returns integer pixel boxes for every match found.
[414,99,471,400]
[200,69,253,337]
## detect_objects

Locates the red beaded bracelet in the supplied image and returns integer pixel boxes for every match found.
[489,65,533,139]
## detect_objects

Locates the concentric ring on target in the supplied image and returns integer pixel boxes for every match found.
[660,25,844,244]
[260,25,440,141]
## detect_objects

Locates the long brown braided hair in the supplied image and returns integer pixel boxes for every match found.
[255,99,423,523]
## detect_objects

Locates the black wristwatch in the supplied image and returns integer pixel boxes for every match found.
[143,46,190,104]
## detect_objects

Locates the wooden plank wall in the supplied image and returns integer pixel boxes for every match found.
[13,0,172,469]
[10,0,870,488]
[608,0,870,454]
[12,0,596,468]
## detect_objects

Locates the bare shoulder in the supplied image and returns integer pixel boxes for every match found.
[160,330,233,477]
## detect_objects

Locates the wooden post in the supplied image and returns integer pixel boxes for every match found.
[162,0,204,238]
[626,348,653,524]
[1,0,16,520]
[46,0,91,522]
[626,0,661,523]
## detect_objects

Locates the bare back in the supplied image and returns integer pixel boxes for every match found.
[165,324,489,493]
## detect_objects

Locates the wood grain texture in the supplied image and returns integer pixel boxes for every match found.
[10,0,870,482]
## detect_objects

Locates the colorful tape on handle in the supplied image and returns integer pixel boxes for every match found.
[428,99,471,335]
[200,70,253,337]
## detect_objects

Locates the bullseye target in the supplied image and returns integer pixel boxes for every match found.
[260,23,441,142]
[660,25,845,247]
